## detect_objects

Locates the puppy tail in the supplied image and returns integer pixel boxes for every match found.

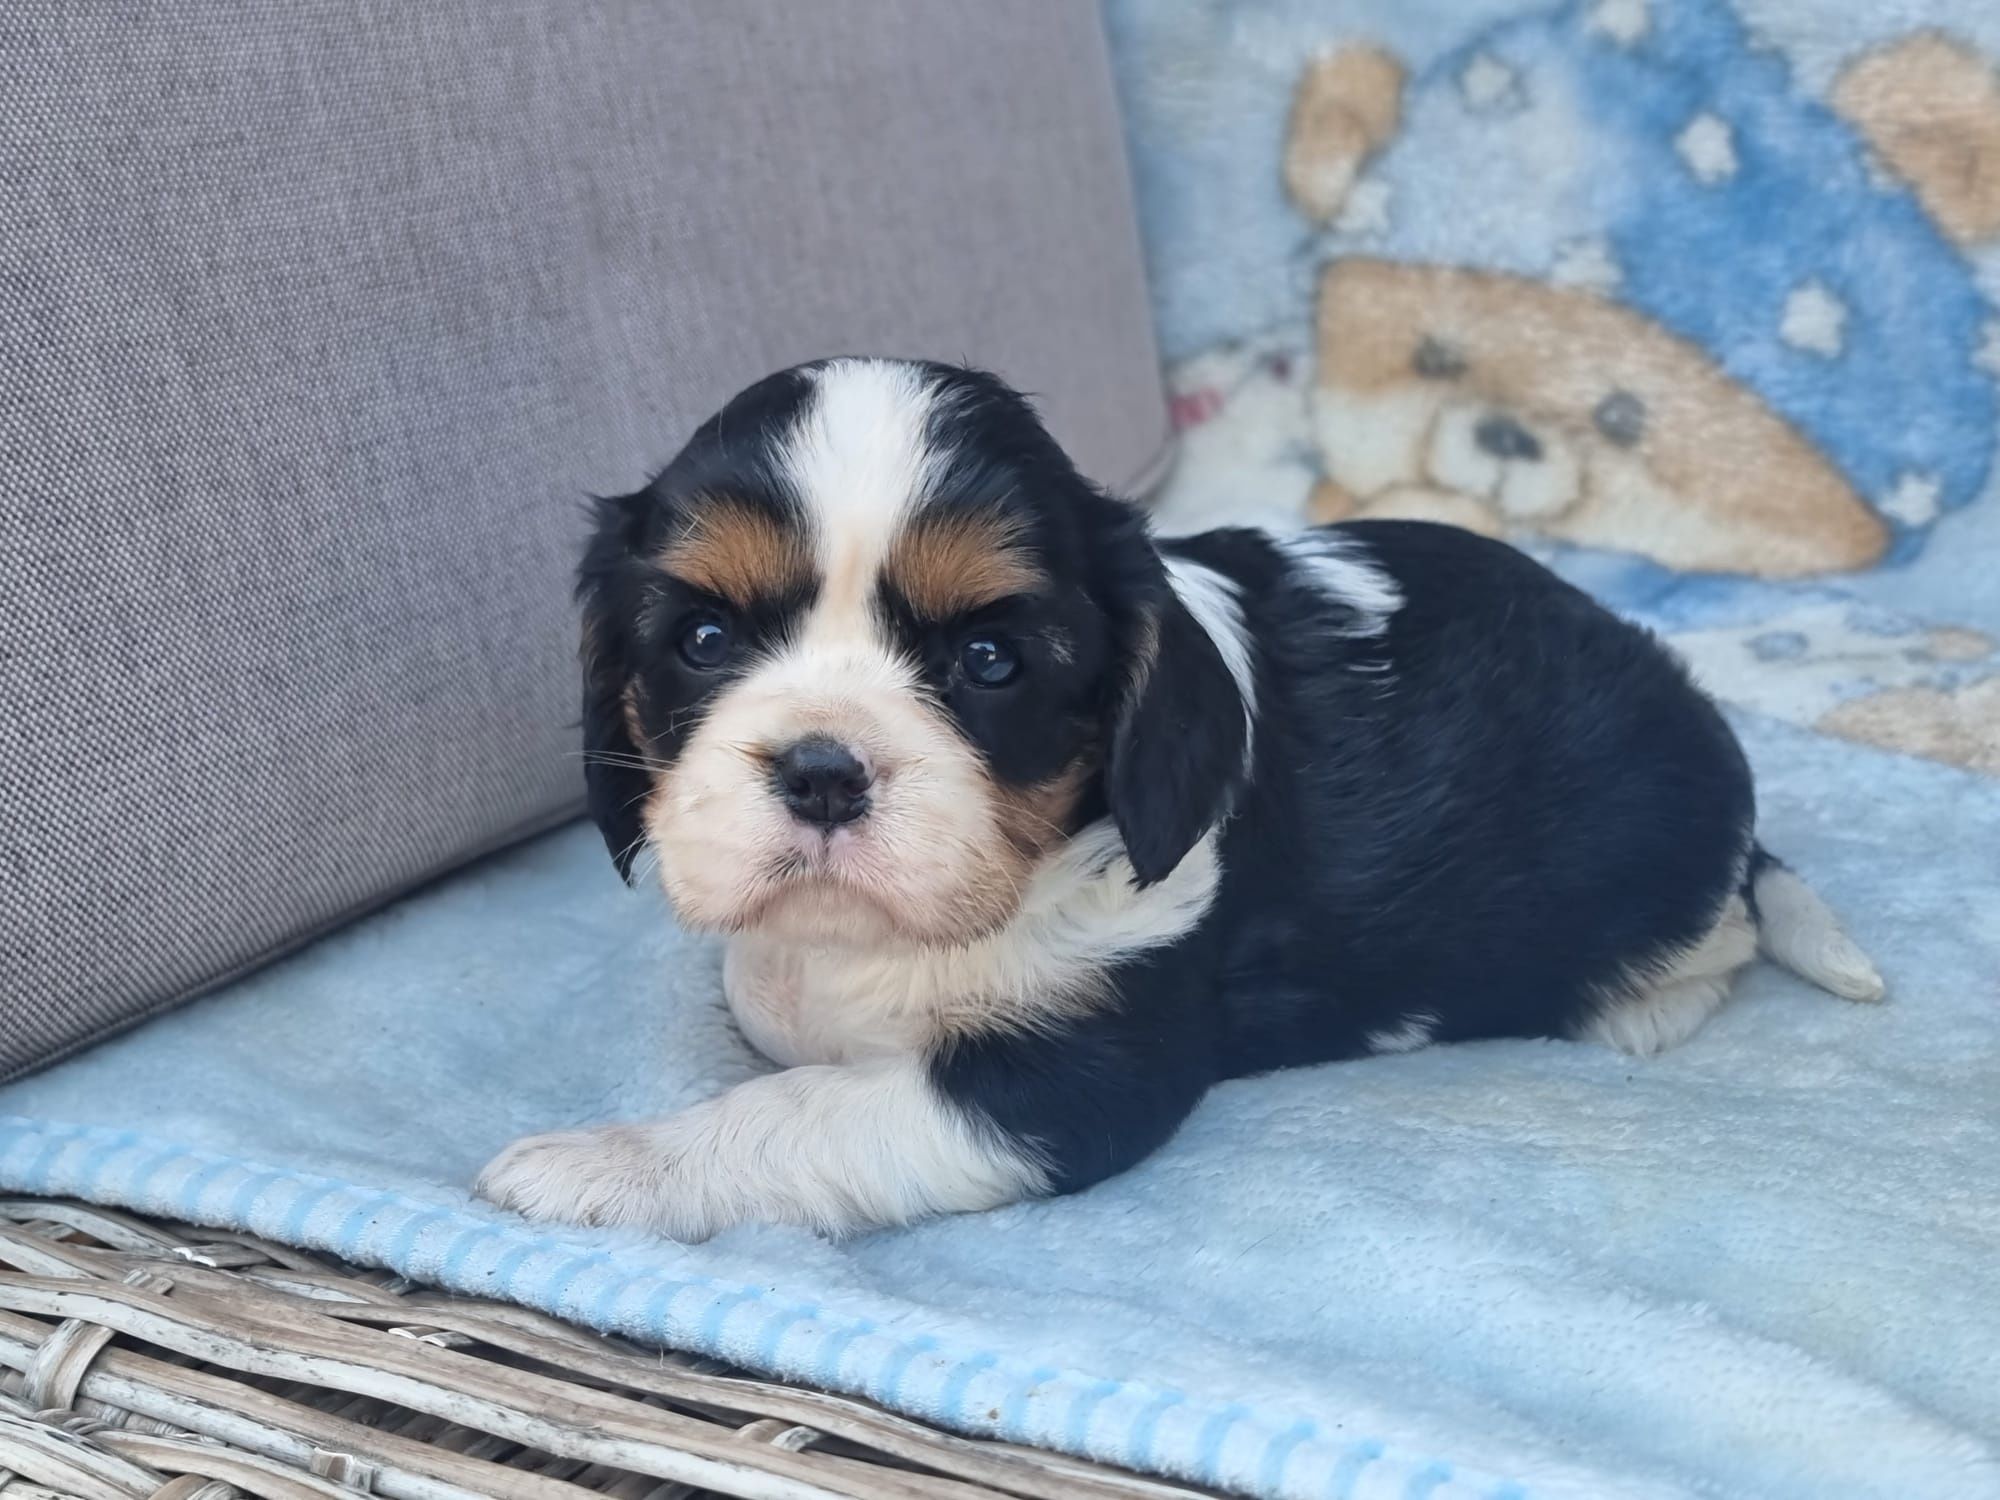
[1745,845,1886,1002]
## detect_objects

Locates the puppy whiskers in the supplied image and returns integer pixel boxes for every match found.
[612,829,652,874]
[577,749,676,775]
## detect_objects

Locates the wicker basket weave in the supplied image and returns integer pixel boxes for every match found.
[0,1199,1213,1500]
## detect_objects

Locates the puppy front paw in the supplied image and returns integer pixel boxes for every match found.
[476,1124,713,1239]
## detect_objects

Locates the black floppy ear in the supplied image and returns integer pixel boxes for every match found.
[1105,572,1251,886]
[577,491,653,883]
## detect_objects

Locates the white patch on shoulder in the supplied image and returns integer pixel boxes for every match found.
[1164,555,1259,766]
[1780,282,1847,358]
[477,1056,1044,1240]
[1676,112,1738,184]
[1367,1012,1437,1054]
[1271,530,1403,637]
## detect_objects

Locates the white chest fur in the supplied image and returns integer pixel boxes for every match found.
[722,935,928,1066]
[721,820,1222,1066]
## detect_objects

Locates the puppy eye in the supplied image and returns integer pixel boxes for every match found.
[678,612,733,670]
[958,635,1021,688]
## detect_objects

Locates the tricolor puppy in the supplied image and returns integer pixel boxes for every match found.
[477,357,1884,1240]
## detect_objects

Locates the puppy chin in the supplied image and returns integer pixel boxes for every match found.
[749,882,906,948]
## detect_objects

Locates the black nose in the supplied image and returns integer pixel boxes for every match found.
[773,736,872,828]
[1473,412,1544,462]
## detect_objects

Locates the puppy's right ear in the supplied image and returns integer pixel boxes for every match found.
[576,490,653,883]
[1085,496,1252,887]
[1104,582,1251,886]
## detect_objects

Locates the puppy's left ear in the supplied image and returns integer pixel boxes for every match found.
[576,491,653,883]
[1103,554,1252,886]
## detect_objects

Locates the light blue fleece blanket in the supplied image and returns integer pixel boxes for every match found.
[4,711,1999,1500]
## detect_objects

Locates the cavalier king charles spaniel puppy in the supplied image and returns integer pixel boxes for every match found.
[477,357,1883,1240]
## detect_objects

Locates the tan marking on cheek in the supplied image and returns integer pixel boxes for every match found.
[993,758,1093,861]
[657,500,813,607]
[883,512,1046,620]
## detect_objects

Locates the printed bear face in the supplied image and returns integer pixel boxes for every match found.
[1308,260,1888,575]
[1286,0,2000,577]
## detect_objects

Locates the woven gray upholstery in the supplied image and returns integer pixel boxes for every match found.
[0,3,1167,1078]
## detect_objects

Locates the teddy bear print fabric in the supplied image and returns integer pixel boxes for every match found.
[1107,0,2000,780]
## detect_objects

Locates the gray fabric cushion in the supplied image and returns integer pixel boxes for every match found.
[0,2,1167,1079]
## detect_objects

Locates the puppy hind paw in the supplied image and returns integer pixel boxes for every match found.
[1577,977,1731,1058]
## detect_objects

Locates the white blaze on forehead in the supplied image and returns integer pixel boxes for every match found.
[777,359,946,633]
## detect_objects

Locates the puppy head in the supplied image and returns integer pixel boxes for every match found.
[579,358,1247,948]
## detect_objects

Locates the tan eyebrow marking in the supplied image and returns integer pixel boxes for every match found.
[655,499,814,607]
[882,509,1046,620]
